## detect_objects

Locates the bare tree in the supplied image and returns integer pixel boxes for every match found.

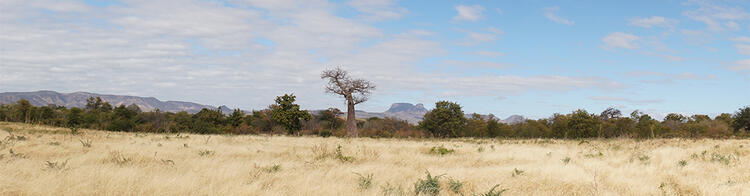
[320,67,375,137]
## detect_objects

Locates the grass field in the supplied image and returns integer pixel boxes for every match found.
[0,122,748,195]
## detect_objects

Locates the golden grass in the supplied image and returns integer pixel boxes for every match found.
[0,122,748,195]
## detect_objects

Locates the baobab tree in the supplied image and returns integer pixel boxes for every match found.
[320,67,375,137]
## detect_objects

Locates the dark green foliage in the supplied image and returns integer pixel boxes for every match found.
[414,171,443,196]
[733,106,750,133]
[428,146,455,155]
[419,101,466,137]
[475,185,507,196]
[0,98,746,139]
[270,94,311,135]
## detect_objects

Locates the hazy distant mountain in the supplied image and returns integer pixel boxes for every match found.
[1,90,525,124]
[0,90,221,113]
[344,103,525,125]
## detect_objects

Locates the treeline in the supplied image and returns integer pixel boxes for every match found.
[1,97,748,139]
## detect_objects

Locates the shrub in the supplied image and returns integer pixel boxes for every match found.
[318,130,332,137]
[678,160,687,167]
[354,173,373,190]
[447,177,464,194]
[109,151,131,165]
[263,164,281,173]
[334,145,353,163]
[198,149,215,157]
[475,184,507,196]
[562,157,571,165]
[44,160,68,171]
[79,139,92,148]
[380,182,404,196]
[512,168,524,177]
[428,146,455,156]
[414,171,443,196]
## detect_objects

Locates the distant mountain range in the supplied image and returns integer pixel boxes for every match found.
[0,90,228,114]
[0,90,525,124]
[350,103,525,124]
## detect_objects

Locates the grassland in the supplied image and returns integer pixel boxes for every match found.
[0,122,748,195]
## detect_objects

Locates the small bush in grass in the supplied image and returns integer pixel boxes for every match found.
[70,127,79,135]
[263,164,281,173]
[474,184,507,196]
[562,157,571,165]
[447,177,464,194]
[79,139,92,148]
[511,168,524,177]
[678,160,688,167]
[48,141,61,146]
[381,182,404,196]
[428,146,455,156]
[354,172,373,190]
[44,160,68,171]
[318,130,332,137]
[334,145,353,163]
[198,149,215,157]
[9,149,27,158]
[109,151,131,165]
[414,171,443,196]
[710,153,734,165]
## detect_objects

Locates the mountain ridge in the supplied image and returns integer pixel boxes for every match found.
[0,90,525,124]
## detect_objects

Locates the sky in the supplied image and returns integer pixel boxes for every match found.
[1,0,749,120]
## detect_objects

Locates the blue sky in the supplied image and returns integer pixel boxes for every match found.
[0,0,748,119]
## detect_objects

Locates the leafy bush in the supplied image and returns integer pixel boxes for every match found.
[354,173,373,190]
[428,146,455,156]
[414,171,443,196]
[474,185,507,196]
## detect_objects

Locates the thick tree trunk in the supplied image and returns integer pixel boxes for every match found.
[346,99,357,137]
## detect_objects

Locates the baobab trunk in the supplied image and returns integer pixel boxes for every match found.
[346,100,357,137]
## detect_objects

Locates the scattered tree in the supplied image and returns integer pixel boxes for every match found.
[270,94,311,135]
[321,67,375,137]
[419,101,467,137]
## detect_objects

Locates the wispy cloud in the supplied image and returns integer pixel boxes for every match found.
[602,32,640,49]
[589,96,664,104]
[453,5,485,22]
[349,0,407,21]
[628,16,678,28]
[543,6,574,25]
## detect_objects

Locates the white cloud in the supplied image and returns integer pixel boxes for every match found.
[472,50,505,57]
[735,44,750,55]
[628,16,678,28]
[729,59,750,71]
[453,5,485,22]
[543,6,574,25]
[590,96,664,104]
[442,60,511,69]
[602,32,640,49]
[731,36,750,43]
[456,27,503,46]
[0,0,626,111]
[348,0,407,21]
[683,0,750,31]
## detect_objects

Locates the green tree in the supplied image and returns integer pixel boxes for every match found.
[192,108,225,134]
[732,106,750,133]
[66,108,84,128]
[567,109,600,138]
[270,94,311,135]
[419,101,467,137]
[14,99,33,123]
[227,109,245,127]
[108,105,139,132]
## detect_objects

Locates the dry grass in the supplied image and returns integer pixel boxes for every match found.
[0,122,748,195]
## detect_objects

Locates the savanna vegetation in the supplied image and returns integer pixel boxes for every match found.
[0,97,748,139]
[0,122,748,195]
